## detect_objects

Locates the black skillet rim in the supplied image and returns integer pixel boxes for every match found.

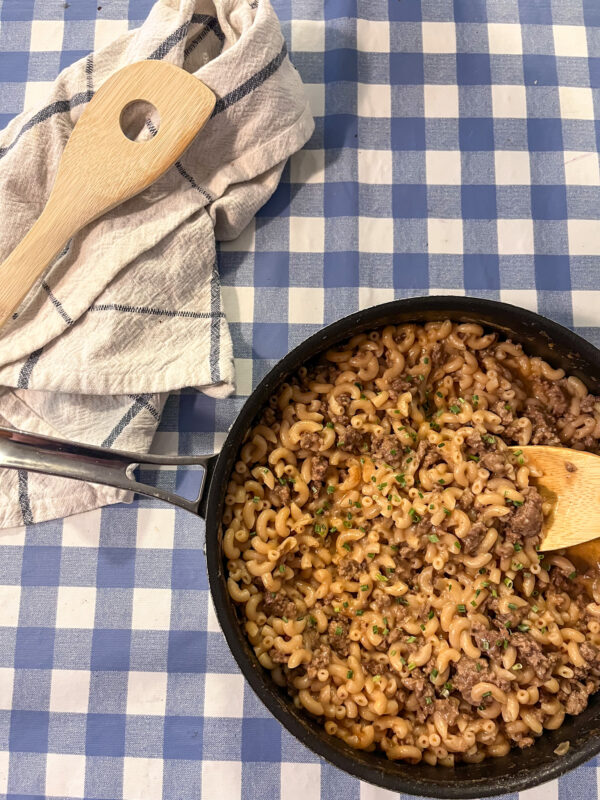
[205,296,600,798]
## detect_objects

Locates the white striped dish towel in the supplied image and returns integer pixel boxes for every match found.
[0,0,314,528]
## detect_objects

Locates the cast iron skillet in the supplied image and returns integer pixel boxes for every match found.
[3,296,600,797]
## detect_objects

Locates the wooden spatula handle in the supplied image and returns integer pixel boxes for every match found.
[0,59,215,330]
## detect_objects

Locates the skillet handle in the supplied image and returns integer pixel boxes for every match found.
[0,426,216,516]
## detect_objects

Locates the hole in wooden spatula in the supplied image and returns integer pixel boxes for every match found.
[119,100,161,141]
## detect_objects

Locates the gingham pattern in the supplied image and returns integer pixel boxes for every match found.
[1,0,599,798]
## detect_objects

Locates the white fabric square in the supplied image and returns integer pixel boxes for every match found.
[56,586,96,629]
[202,761,241,800]
[572,291,600,326]
[233,358,254,397]
[559,86,595,119]
[426,150,462,184]
[495,151,531,185]
[487,23,523,54]
[291,19,325,52]
[304,83,325,117]
[357,19,390,52]
[29,20,64,51]
[281,763,321,800]
[429,287,465,296]
[290,217,325,253]
[0,586,20,627]
[427,219,463,254]
[0,668,14,710]
[24,81,55,110]
[359,217,394,253]
[46,754,86,799]
[0,751,7,795]
[123,757,164,800]
[497,219,534,255]
[220,219,256,252]
[499,290,539,313]
[553,25,588,58]
[206,595,223,633]
[288,288,324,324]
[203,672,245,718]
[568,220,600,256]
[520,780,559,800]
[359,784,399,800]
[421,21,456,53]
[131,588,172,630]
[424,84,459,118]
[94,19,130,50]
[357,83,391,118]
[564,151,600,185]
[290,149,325,184]
[221,286,255,323]
[50,669,90,714]
[359,287,395,309]
[137,508,175,549]
[492,85,527,118]
[127,671,168,716]
[357,149,393,184]
[62,509,102,547]
[0,526,25,545]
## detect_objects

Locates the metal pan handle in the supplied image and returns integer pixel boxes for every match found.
[0,426,215,516]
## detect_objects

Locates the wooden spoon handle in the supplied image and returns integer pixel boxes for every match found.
[0,59,215,329]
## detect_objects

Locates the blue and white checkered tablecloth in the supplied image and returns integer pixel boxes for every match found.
[1,0,600,797]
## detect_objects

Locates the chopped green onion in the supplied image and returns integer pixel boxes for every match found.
[347,670,354,679]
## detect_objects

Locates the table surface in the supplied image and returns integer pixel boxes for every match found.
[1,0,600,798]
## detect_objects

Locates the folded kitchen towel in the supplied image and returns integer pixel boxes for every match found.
[0,0,314,529]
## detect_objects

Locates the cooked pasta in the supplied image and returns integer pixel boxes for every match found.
[223,321,600,765]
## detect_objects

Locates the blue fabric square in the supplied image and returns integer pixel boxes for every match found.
[523,54,558,86]
[167,631,207,673]
[324,182,359,216]
[91,629,131,671]
[531,185,568,219]
[518,0,552,24]
[252,323,289,358]
[20,546,61,587]
[457,53,491,85]
[164,716,204,760]
[462,185,497,219]
[85,714,126,757]
[459,118,494,151]
[0,0,35,20]
[324,114,358,148]
[14,628,54,669]
[325,0,357,18]
[256,182,290,217]
[96,547,136,588]
[63,0,101,19]
[390,52,424,85]
[9,711,48,753]
[583,0,600,26]
[391,117,426,149]
[58,50,90,71]
[178,393,216,433]
[392,184,427,218]
[590,58,600,89]
[388,0,422,21]
[323,252,359,287]
[453,0,487,21]
[241,717,282,762]
[464,254,500,290]
[393,254,429,289]
[171,549,208,591]
[527,118,563,151]
[324,48,357,82]
[254,252,290,287]
[535,255,572,290]
[0,51,28,81]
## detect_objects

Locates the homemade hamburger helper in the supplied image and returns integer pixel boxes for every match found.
[223,321,600,765]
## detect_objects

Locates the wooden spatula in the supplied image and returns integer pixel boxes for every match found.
[0,60,215,330]
[519,445,600,553]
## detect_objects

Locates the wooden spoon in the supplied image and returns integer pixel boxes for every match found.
[518,445,600,555]
[0,60,215,330]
